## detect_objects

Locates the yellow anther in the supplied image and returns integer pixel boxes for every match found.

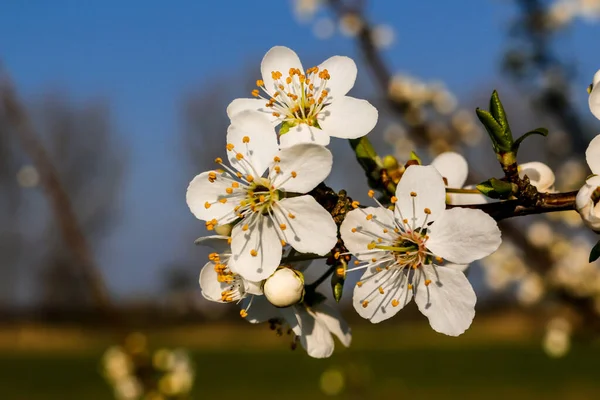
[226,143,235,151]
[391,299,399,307]
[280,223,287,230]
[208,172,217,182]
[375,267,382,273]
[280,239,286,246]
[240,310,248,318]
[242,136,250,143]
[368,190,375,198]
[377,238,383,243]
[354,260,360,266]
[246,175,254,182]
[408,284,413,290]
[236,153,244,160]
[204,202,211,209]
[352,200,360,209]
[383,229,388,233]
[259,195,266,203]
[286,76,292,84]
[391,196,398,203]
[356,281,363,287]
[227,237,232,245]
[272,112,280,117]
[251,89,259,97]
[351,227,357,233]
[271,71,282,80]
[403,219,408,224]
[378,287,384,295]
[424,208,431,214]
[424,279,432,286]
[288,213,296,219]
[236,171,243,178]
[336,267,345,277]
[366,214,373,220]
[250,249,258,257]
[367,242,376,250]
[256,79,264,87]
[273,156,281,162]
[219,198,227,204]
[410,191,417,197]
[208,252,218,261]
[242,224,249,231]
[214,157,223,163]
[226,187,233,194]
[291,171,297,178]
[274,165,281,173]
[232,182,240,188]
[361,300,369,308]
[371,258,377,262]
[334,251,340,259]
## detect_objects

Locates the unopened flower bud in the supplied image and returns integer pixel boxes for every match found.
[519,161,555,193]
[263,267,305,308]
[576,175,600,232]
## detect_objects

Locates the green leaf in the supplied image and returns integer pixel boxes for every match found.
[590,241,600,263]
[349,137,382,182]
[476,178,517,199]
[476,91,514,153]
[490,90,509,129]
[409,151,422,165]
[512,127,549,152]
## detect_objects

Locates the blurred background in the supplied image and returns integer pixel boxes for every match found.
[2,0,600,398]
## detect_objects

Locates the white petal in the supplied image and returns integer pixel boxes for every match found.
[279,123,330,148]
[414,265,476,336]
[226,111,279,177]
[395,165,446,227]
[586,135,600,175]
[226,98,280,123]
[445,263,469,272]
[576,175,600,232]
[431,152,468,188]
[230,215,282,281]
[292,306,335,359]
[589,71,600,120]
[312,303,352,347]
[427,208,501,264]
[186,171,238,224]
[242,296,277,324]
[353,267,411,323]
[261,46,304,96]
[519,162,555,192]
[313,55,357,99]
[340,207,396,260]
[194,235,230,253]
[318,96,378,139]
[271,144,332,193]
[273,196,337,255]
[198,262,225,303]
[244,280,264,296]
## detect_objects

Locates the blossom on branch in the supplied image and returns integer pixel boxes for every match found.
[186,111,337,281]
[227,46,378,148]
[340,165,502,336]
[576,135,600,231]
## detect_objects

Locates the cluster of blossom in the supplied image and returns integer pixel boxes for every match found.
[186,46,505,358]
[547,0,600,29]
[102,333,194,400]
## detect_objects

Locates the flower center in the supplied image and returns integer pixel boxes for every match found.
[237,178,279,216]
[253,67,332,127]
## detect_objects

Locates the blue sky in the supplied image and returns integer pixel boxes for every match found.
[1,1,599,298]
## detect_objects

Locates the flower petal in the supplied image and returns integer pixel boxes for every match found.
[313,55,357,99]
[198,262,225,302]
[589,70,600,120]
[226,98,280,123]
[318,96,378,139]
[194,235,230,253]
[273,196,337,255]
[445,263,469,272]
[261,46,304,97]
[414,265,476,336]
[340,207,396,260]
[576,175,600,232]
[226,111,279,177]
[230,214,282,281]
[519,162,555,192]
[242,296,277,324]
[186,171,238,224]
[279,123,330,148]
[290,306,335,359]
[395,165,446,227]
[586,134,600,175]
[312,302,352,347]
[271,144,332,193]
[431,151,468,188]
[353,267,411,323]
[427,208,501,264]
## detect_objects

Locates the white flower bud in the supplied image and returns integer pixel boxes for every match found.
[589,69,600,120]
[263,267,305,308]
[519,162,555,193]
[576,175,600,232]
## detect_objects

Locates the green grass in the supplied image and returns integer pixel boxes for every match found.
[1,344,600,399]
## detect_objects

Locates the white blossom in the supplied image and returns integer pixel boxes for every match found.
[263,267,305,307]
[590,69,600,120]
[242,295,352,358]
[340,165,501,336]
[227,46,378,148]
[187,110,337,281]
[576,135,600,231]
[519,162,556,192]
